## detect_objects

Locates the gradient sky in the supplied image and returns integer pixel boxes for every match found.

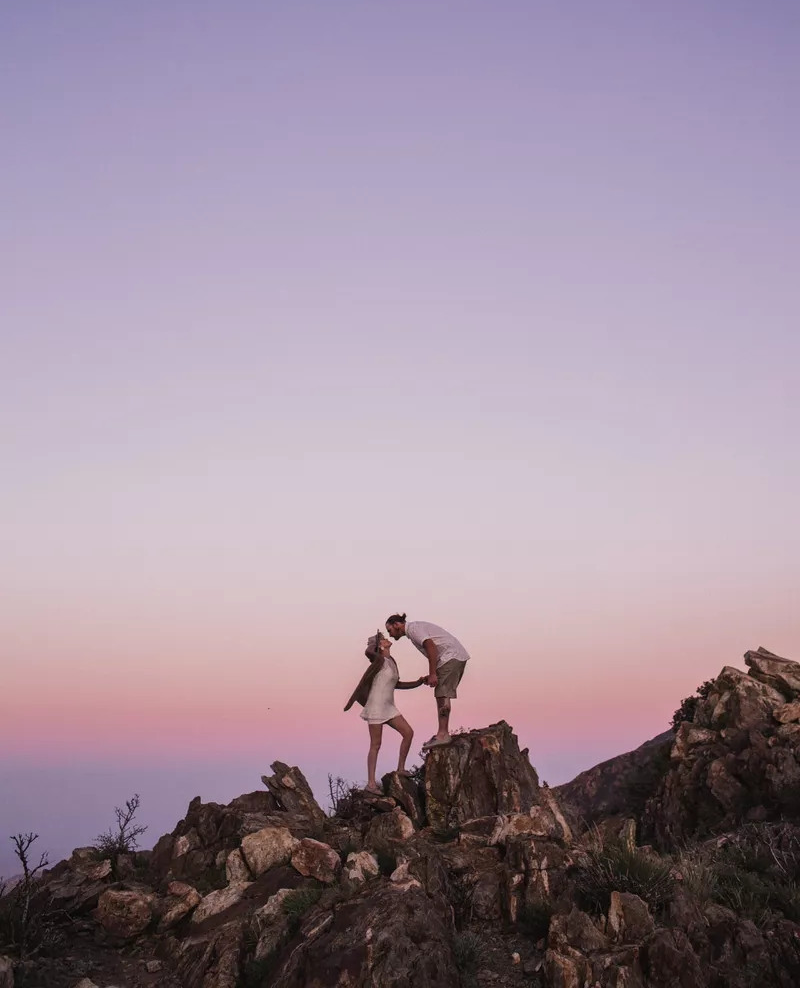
[2,1,799,876]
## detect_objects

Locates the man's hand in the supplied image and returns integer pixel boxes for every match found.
[423,638,439,686]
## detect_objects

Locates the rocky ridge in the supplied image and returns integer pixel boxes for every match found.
[2,651,800,987]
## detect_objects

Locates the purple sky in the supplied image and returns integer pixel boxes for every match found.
[2,2,799,876]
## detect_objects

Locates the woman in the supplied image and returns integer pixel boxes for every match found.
[347,632,426,794]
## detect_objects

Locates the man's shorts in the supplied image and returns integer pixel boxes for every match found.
[434,659,467,699]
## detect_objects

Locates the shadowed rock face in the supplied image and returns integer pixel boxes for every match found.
[553,731,674,833]
[423,721,542,831]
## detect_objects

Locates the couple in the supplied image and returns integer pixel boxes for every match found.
[344,613,471,795]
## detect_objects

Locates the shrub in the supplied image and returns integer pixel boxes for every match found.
[671,680,715,731]
[574,835,674,914]
[282,886,322,935]
[94,794,147,872]
[327,776,361,820]
[0,833,51,958]
[452,930,487,988]
[518,895,555,940]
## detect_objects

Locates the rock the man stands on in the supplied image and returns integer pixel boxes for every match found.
[385,613,470,749]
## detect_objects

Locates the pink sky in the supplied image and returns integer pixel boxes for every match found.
[2,1,799,875]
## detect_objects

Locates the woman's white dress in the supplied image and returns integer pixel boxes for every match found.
[361,656,401,724]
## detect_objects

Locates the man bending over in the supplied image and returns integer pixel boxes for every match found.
[385,613,471,749]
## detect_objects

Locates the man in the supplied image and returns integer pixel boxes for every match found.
[385,613,470,748]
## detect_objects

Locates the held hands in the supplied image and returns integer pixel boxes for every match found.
[427,672,438,688]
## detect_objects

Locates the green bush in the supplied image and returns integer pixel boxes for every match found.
[517,895,554,940]
[574,838,674,914]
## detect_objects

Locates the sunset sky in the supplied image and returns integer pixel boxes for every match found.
[2,1,798,876]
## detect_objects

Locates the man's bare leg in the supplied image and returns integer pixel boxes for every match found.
[366,723,383,792]
[387,715,414,774]
[436,696,451,740]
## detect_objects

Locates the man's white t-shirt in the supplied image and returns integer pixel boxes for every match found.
[405,621,470,668]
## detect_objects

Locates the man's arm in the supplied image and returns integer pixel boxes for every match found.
[423,639,439,686]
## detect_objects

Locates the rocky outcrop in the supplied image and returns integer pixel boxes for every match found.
[424,721,542,830]
[641,647,800,845]
[261,761,327,829]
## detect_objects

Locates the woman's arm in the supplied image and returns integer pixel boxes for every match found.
[396,676,427,690]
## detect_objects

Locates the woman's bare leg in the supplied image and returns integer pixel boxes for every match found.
[387,715,414,774]
[367,723,383,790]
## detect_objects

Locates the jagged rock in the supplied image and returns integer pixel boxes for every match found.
[549,907,609,953]
[225,848,251,883]
[640,928,705,988]
[191,882,252,924]
[267,879,459,987]
[696,665,786,730]
[253,888,295,927]
[240,825,298,877]
[342,850,380,887]
[170,920,245,988]
[424,721,542,831]
[382,771,425,827]
[745,647,800,696]
[290,838,341,883]
[364,806,414,852]
[544,946,591,988]
[606,892,654,944]
[261,761,326,827]
[158,880,202,930]
[96,888,154,938]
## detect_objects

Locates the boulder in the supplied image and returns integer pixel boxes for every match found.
[365,807,414,852]
[240,825,298,877]
[261,761,326,827]
[382,771,425,827]
[96,888,154,938]
[290,838,341,883]
[774,701,800,724]
[342,851,380,887]
[157,880,202,931]
[253,888,295,927]
[606,892,654,944]
[745,647,800,696]
[424,721,542,831]
[225,848,251,883]
[191,882,252,924]
[548,907,609,953]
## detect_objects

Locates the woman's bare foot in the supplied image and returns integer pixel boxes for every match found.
[364,783,382,795]
[397,769,414,778]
